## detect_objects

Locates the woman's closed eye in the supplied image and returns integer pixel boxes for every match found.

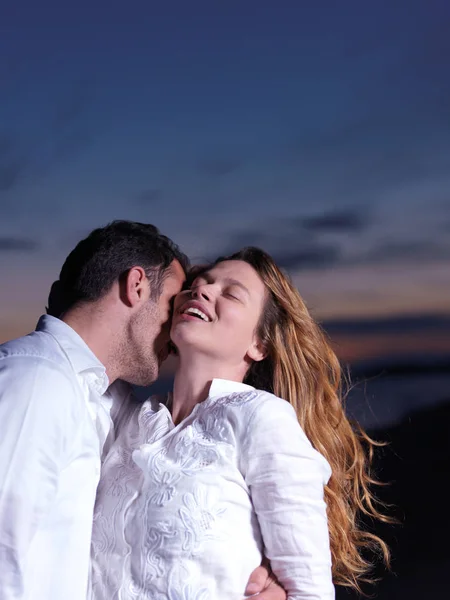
[224,288,243,302]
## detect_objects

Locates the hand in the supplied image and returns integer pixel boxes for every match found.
[244,561,286,599]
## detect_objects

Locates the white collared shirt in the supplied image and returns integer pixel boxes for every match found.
[91,379,335,600]
[0,315,130,600]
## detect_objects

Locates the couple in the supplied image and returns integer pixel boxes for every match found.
[0,221,387,600]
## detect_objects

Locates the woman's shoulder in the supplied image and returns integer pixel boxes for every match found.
[216,387,310,446]
[218,386,294,413]
[211,386,298,431]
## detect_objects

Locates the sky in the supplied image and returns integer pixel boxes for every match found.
[1,0,449,362]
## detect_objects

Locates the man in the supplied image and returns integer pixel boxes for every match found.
[0,221,284,600]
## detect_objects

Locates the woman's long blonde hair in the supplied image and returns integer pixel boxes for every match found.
[211,247,390,591]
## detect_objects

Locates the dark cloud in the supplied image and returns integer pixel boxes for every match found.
[0,79,97,195]
[0,58,17,89]
[0,237,39,252]
[301,210,366,233]
[283,42,450,203]
[360,239,450,266]
[52,78,95,131]
[0,157,28,192]
[220,229,273,252]
[0,133,14,156]
[341,22,395,60]
[197,156,242,177]
[52,131,94,162]
[216,220,340,271]
[136,189,163,204]
[323,313,450,337]
[216,215,448,274]
[271,245,340,270]
[0,132,29,192]
[389,15,450,89]
[44,79,98,170]
[286,113,436,198]
[285,110,397,163]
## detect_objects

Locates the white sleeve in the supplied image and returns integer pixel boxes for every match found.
[0,357,76,599]
[242,396,335,600]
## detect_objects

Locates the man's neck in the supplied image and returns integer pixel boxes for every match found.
[171,354,246,425]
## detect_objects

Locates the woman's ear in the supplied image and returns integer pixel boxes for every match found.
[246,337,267,363]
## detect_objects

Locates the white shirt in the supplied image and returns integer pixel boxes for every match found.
[91,379,335,600]
[0,315,129,600]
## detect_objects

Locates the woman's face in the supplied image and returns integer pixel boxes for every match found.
[171,260,267,366]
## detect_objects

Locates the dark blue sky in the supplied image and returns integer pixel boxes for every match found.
[1,1,449,357]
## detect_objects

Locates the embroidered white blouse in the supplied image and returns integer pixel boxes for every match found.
[91,379,335,600]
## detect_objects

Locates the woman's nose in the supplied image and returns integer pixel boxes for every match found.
[191,285,211,301]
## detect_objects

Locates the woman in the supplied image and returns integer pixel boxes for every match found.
[91,247,388,599]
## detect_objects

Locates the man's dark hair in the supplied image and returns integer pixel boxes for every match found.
[47,220,189,317]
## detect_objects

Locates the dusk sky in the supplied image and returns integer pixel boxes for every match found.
[1,1,449,361]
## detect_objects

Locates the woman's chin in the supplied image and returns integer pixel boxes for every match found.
[171,334,209,357]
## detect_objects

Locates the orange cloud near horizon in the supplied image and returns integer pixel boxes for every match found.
[1,255,449,365]
[2,314,449,367]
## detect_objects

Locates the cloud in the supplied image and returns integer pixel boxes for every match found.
[270,245,341,270]
[42,79,98,171]
[52,78,95,132]
[0,157,28,192]
[0,237,39,252]
[359,239,450,266]
[301,210,366,233]
[389,16,450,92]
[282,26,450,205]
[0,133,14,157]
[0,132,29,192]
[197,156,242,177]
[216,219,341,271]
[323,313,450,337]
[211,211,449,275]
[0,78,97,195]
[136,188,163,204]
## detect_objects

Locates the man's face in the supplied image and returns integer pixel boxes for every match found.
[127,260,185,386]
[153,259,187,365]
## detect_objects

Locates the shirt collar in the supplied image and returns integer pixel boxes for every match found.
[208,378,255,398]
[36,315,109,394]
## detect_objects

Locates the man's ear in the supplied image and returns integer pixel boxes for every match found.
[123,266,150,307]
[246,336,267,363]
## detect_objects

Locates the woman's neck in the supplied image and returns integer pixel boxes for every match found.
[171,354,247,425]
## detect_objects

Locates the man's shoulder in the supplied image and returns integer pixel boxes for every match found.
[0,330,76,387]
[0,329,66,366]
[0,332,86,428]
